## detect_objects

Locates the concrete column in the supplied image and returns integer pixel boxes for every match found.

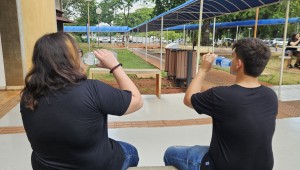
[0,33,6,89]
[0,0,24,87]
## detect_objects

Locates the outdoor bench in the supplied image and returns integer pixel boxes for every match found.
[88,68,161,98]
[278,56,291,67]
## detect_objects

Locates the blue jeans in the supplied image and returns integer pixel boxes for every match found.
[118,141,139,170]
[164,145,209,170]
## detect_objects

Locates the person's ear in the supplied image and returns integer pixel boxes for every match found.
[237,59,243,69]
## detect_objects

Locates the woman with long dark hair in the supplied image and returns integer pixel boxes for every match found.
[285,32,300,68]
[21,32,143,170]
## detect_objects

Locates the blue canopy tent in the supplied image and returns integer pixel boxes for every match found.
[128,0,283,72]
[164,18,300,30]
[130,0,283,32]
[64,26,131,33]
[129,0,290,98]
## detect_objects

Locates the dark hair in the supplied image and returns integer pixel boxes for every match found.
[291,32,299,42]
[232,38,271,77]
[21,32,87,110]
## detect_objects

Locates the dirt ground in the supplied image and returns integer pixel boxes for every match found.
[99,77,186,95]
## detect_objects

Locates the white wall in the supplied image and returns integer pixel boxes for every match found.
[0,33,6,88]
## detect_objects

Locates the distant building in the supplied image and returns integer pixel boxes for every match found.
[55,0,74,31]
[0,0,72,89]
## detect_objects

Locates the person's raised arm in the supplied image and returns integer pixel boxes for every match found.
[290,37,300,46]
[93,49,143,115]
[290,40,300,46]
[183,53,217,108]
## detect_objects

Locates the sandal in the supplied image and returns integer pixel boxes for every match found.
[294,63,299,67]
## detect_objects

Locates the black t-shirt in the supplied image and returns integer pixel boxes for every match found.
[20,80,132,170]
[285,39,300,52]
[192,85,278,170]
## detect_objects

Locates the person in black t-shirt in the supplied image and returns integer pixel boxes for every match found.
[20,32,143,170]
[285,32,300,68]
[164,38,278,170]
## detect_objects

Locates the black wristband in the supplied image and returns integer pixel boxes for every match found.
[110,63,122,73]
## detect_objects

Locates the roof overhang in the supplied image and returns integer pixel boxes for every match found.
[130,0,284,32]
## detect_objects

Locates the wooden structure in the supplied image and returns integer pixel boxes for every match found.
[165,49,197,86]
[88,68,161,98]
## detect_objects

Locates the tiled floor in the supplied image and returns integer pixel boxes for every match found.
[1,90,300,169]
[0,90,20,118]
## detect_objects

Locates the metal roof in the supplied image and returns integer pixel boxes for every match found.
[64,26,131,33]
[164,18,300,30]
[130,0,283,32]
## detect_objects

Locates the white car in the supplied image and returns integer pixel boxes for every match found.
[99,38,111,43]
[115,38,124,43]
[272,38,288,47]
[262,39,273,47]
[215,38,233,46]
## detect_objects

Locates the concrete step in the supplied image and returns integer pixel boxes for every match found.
[128,166,178,170]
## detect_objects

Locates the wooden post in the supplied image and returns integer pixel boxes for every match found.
[254,8,259,38]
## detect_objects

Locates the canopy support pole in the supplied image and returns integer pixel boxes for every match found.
[87,2,90,52]
[167,28,169,43]
[196,0,204,73]
[254,8,259,38]
[279,0,291,100]
[146,23,148,62]
[160,16,164,70]
[236,26,239,41]
[212,17,216,53]
[192,30,195,50]
[97,22,100,47]
[137,27,139,44]
[183,24,186,46]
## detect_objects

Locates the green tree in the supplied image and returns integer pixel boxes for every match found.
[98,0,116,26]
[62,0,99,26]
[128,8,153,27]
[152,0,187,16]
[112,0,140,26]
[164,31,182,42]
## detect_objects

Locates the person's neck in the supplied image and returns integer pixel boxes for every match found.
[235,73,261,88]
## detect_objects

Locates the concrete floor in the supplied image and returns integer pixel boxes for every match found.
[1,89,300,169]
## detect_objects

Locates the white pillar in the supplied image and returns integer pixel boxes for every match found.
[196,0,204,72]
[167,28,169,43]
[236,26,239,41]
[160,16,164,70]
[212,17,216,53]
[0,33,6,89]
[87,2,91,52]
[279,0,291,100]
[183,24,186,46]
[146,23,148,62]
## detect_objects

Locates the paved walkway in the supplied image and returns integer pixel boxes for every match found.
[0,95,300,169]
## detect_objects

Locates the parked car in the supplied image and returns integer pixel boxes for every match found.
[115,38,124,43]
[262,39,273,47]
[215,38,233,47]
[272,38,288,47]
[99,38,111,43]
[173,39,184,44]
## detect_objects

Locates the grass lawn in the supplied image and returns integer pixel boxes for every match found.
[79,43,300,85]
[259,57,300,85]
[78,43,165,82]
[79,43,155,69]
